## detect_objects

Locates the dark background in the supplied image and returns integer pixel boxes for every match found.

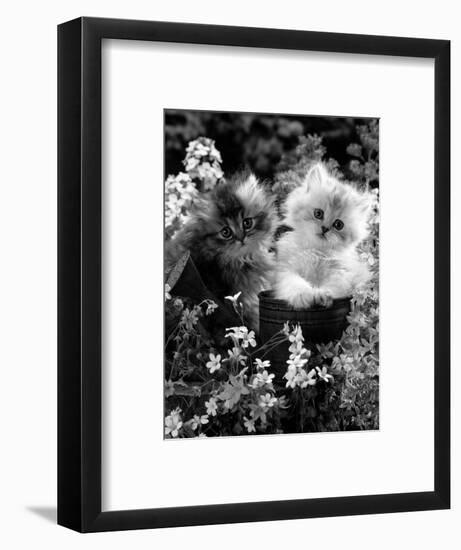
[165,109,375,181]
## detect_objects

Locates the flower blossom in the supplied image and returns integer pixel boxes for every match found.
[288,324,304,344]
[286,355,308,369]
[164,172,197,231]
[225,326,256,349]
[227,347,247,366]
[283,323,318,389]
[243,416,256,433]
[225,292,242,306]
[250,370,275,389]
[331,353,355,372]
[254,358,271,371]
[181,308,199,331]
[184,137,224,190]
[316,366,334,383]
[288,340,311,361]
[190,414,209,431]
[258,393,277,411]
[206,353,222,374]
[205,397,218,416]
[165,407,183,438]
[284,366,317,389]
[242,330,256,349]
[205,300,218,316]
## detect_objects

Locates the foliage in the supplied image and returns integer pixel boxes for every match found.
[165,111,374,180]
[345,118,379,188]
[164,119,379,436]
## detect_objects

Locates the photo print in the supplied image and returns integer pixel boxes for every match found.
[164,109,379,438]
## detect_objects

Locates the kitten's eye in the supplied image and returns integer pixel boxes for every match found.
[242,217,254,231]
[333,219,344,231]
[220,226,233,239]
[314,208,324,220]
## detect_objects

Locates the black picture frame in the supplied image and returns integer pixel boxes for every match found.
[58,16,450,532]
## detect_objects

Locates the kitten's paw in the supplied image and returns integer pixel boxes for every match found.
[273,272,315,309]
[288,290,315,309]
[313,288,333,308]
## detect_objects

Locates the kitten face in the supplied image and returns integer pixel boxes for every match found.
[284,163,371,251]
[191,172,275,264]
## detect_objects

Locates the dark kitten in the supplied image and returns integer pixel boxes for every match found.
[167,172,276,330]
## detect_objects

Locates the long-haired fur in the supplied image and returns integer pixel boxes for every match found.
[167,172,277,329]
[273,162,372,308]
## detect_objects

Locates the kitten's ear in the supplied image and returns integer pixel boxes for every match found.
[304,163,328,191]
[188,195,215,225]
[246,173,259,188]
[189,195,208,215]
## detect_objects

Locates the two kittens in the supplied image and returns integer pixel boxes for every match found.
[167,163,372,328]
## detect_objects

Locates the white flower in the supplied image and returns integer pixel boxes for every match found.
[284,359,317,388]
[332,353,355,372]
[205,301,218,315]
[164,284,171,301]
[258,393,277,411]
[165,407,183,438]
[227,347,247,366]
[164,172,197,231]
[242,329,256,349]
[288,325,304,344]
[316,366,334,383]
[181,308,199,331]
[225,326,245,340]
[250,370,275,389]
[288,340,309,358]
[225,326,256,348]
[284,367,298,389]
[190,414,209,430]
[225,291,242,305]
[254,358,271,371]
[183,138,224,191]
[287,355,308,369]
[188,141,208,157]
[243,416,256,433]
[184,156,200,170]
[205,397,218,416]
[304,368,318,387]
[206,353,222,374]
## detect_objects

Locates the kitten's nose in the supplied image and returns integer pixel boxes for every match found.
[321,225,329,234]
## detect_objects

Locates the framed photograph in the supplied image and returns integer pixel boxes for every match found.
[58,17,450,532]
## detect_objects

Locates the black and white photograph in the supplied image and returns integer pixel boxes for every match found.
[164,110,379,437]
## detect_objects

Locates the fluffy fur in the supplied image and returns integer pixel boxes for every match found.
[273,163,372,308]
[167,172,277,329]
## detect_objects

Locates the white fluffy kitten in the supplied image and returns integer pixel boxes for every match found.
[273,163,372,308]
